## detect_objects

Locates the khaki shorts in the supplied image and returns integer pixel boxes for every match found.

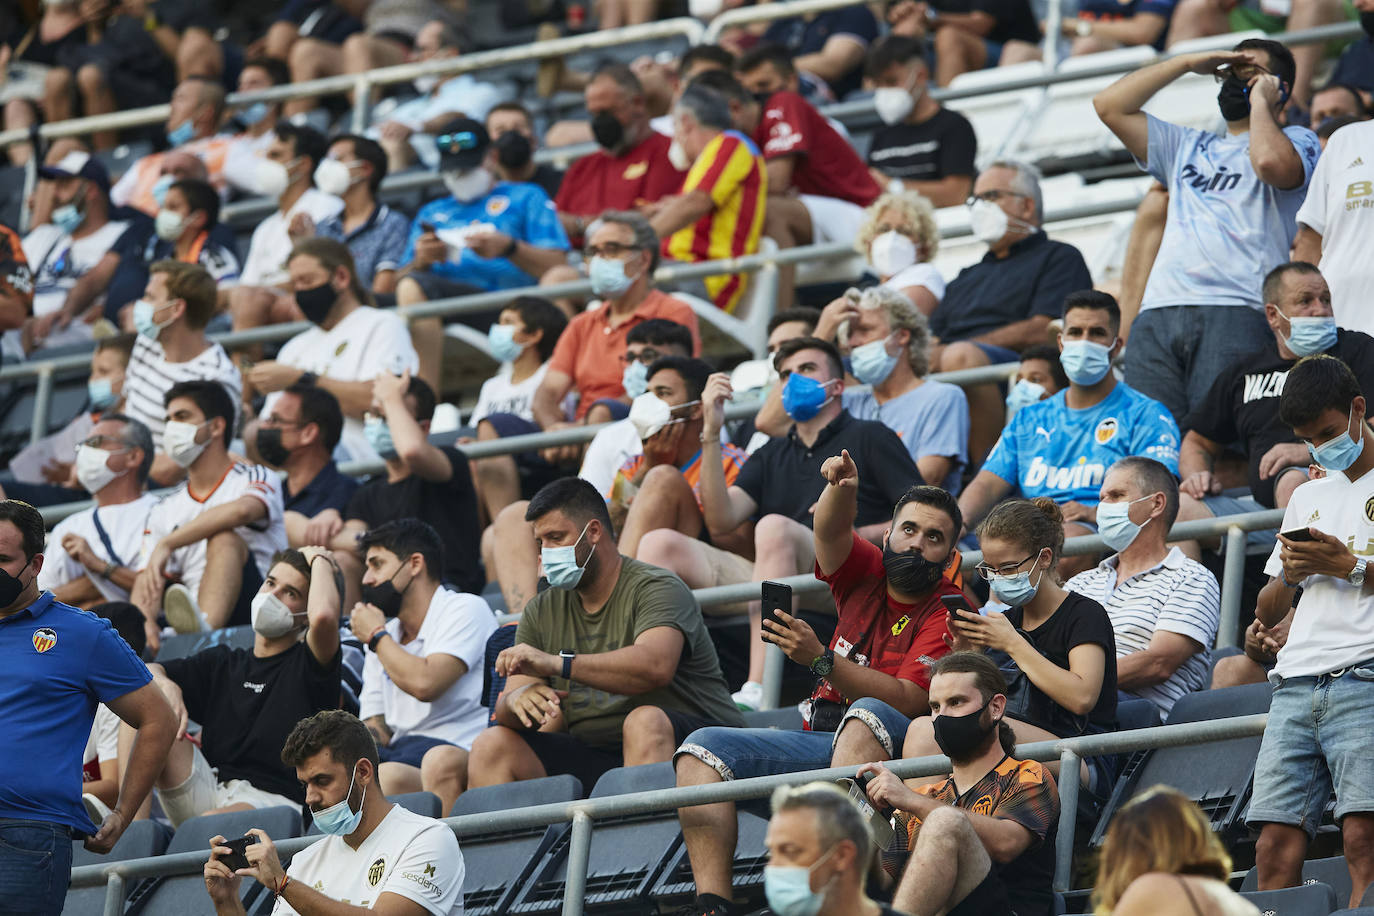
[158,742,298,828]
[695,541,756,617]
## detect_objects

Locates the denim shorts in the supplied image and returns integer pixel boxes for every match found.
[0,818,73,916]
[378,734,455,769]
[1248,662,1374,836]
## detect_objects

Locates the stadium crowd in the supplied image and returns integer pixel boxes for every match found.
[4,0,1374,913]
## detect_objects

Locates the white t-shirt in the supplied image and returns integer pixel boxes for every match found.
[40,494,161,603]
[1265,466,1374,679]
[883,262,946,305]
[578,418,642,497]
[221,130,277,197]
[83,704,121,772]
[123,335,244,449]
[262,306,419,462]
[469,363,549,426]
[359,589,497,750]
[8,411,94,484]
[142,461,287,591]
[1296,120,1374,336]
[10,220,129,354]
[240,189,343,287]
[272,805,464,915]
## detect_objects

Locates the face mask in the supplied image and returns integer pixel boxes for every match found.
[1005,379,1046,422]
[75,443,123,493]
[360,565,410,618]
[968,198,1010,244]
[989,551,1047,607]
[133,298,174,340]
[869,230,917,277]
[255,426,290,468]
[163,419,210,468]
[1278,308,1338,357]
[415,74,440,94]
[1096,494,1155,553]
[88,377,119,410]
[494,131,532,169]
[629,393,698,441]
[257,157,300,200]
[689,0,723,18]
[251,591,306,638]
[668,138,691,171]
[752,90,774,108]
[312,763,366,837]
[932,700,995,762]
[542,521,591,590]
[882,541,945,595]
[52,202,84,236]
[622,359,649,399]
[365,415,397,459]
[1307,404,1365,472]
[1059,340,1114,386]
[166,120,195,148]
[240,101,270,127]
[873,86,915,125]
[589,256,636,298]
[0,558,33,609]
[849,335,900,386]
[443,167,494,203]
[763,846,837,916]
[781,373,836,422]
[488,323,524,362]
[591,111,626,152]
[154,209,187,242]
[296,281,339,325]
[1217,78,1253,121]
[151,174,175,207]
[313,158,357,197]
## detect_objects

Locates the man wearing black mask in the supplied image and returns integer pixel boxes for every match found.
[487,103,564,199]
[859,651,1060,916]
[347,518,498,814]
[672,452,966,916]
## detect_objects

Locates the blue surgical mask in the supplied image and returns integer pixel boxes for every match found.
[52,203,83,235]
[1059,340,1114,386]
[132,298,173,340]
[781,373,835,423]
[88,378,118,410]
[542,521,591,590]
[166,120,195,148]
[1278,308,1338,357]
[1096,494,1154,553]
[312,763,365,837]
[151,174,175,207]
[849,336,899,386]
[622,359,649,399]
[240,101,270,127]
[763,846,837,916]
[1005,379,1046,421]
[488,323,524,362]
[365,415,397,459]
[989,550,1047,607]
[1307,404,1365,472]
[589,256,635,298]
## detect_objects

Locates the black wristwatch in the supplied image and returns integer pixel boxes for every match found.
[368,629,388,652]
[299,371,318,387]
[810,648,835,678]
[560,649,576,680]
[501,236,520,258]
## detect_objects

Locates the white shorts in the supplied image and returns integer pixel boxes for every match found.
[157,741,298,828]
[799,195,867,245]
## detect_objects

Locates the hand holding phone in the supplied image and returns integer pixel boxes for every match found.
[760,580,792,643]
[939,594,976,619]
[1280,526,1316,542]
[218,835,259,872]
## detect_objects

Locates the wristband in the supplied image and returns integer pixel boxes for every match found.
[368,628,388,652]
[276,875,291,897]
[501,236,519,259]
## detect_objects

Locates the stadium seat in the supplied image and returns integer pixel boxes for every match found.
[652,807,771,910]
[944,62,1048,170]
[1116,697,1163,732]
[65,820,172,916]
[1240,881,1339,916]
[154,626,256,663]
[1241,856,1353,908]
[387,791,442,818]
[451,774,583,915]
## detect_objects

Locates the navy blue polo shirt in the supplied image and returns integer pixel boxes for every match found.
[284,460,360,519]
[0,592,150,833]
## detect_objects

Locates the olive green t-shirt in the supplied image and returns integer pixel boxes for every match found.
[515,557,745,746]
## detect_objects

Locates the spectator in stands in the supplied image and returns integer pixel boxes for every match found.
[487,102,565,199]
[928,158,1092,462]
[122,261,242,487]
[1316,114,1364,148]
[0,220,32,330]
[339,373,485,595]
[134,547,341,825]
[854,192,945,317]
[82,602,146,823]
[1296,119,1374,336]
[555,64,684,246]
[469,478,743,789]
[1,2,91,166]
[133,380,287,646]
[757,1,879,102]
[0,498,173,907]
[909,498,1119,789]
[109,77,230,216]
[257,1,365,70]
[1249,354,1374,907]
[640,338,924,709]
[730,306,824,448]
[1309,80,1369,128]
[859,651,1059,916]
[1005,344,1067,425]
[1066,458,1220,720]
[349,519,496,814]
[1096,40,1322,422]
[248,239,419,464]
[205,709,465,914]
[674,467,965,916]
[1062,0,1175,54]
[308,134,410,298]
[864,36,977,207]
[652,79,767,314]
[221,57,292,197]
[1212,612,1290,689]
[959,292,1180,577]
[887,0,1043,86]
[36,414,158,608]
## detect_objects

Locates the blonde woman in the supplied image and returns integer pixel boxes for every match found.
[854,191,944,315]
[1093,786,1259,915]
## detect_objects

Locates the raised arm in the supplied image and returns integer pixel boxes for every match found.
[1246,74,1306,190]
[814,449,860,576]
[374,370,452,482]
[698,372,760,538]
[1094,50,1248,161]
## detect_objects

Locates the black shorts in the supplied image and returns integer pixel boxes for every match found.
[949,869,1016,916]
[402,271,494,327]
[515,707,718,791]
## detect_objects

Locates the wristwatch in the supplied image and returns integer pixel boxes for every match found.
[368,628,388,652]
[809,649,835,678]
[560,649,576,680]
[1349,558,1367,587]
[1075,19,1093,37]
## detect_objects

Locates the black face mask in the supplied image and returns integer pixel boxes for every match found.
[255,426,290,468]
[495,131,533,169]
[752,90,774,108]
[360,566,410,618]
[1217,78,1252,122]
[0,558,32,608]
[296,282,339,325]
[882,542,945,595]
[932,700,997,763]
[590,112,626,152]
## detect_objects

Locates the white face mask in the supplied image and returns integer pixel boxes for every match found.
[689,0,724,17]
[75,444,125,494]
[668,138,692,171]
[255,157,299,200]
[313,158,358,197]
[163,419,210,468]
[415,74,441,94]
[251,591,307,638]
[443,166,494,203]
[873,86,916,125]
[628,393,700,441]
[969,198,1011,244]
[869,230,918,277]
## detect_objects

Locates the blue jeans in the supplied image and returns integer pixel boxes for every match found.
[0,819,73,915]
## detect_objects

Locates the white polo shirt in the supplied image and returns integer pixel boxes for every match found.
[40,494,161,602]
[239,188,342,287]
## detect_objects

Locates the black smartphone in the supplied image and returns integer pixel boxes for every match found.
[421,221,437,234]
[940,594,976,618]
[760,580,792,643]
[219,835,258,872]
[1280,527,1316,542]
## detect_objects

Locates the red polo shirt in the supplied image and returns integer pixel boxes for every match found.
[554,132,684,234]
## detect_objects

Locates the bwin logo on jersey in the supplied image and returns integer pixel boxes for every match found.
[1180,164,1241,192]
[1024,455,1107,490]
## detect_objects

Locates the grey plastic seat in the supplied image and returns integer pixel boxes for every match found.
[1241,855,1352,907]
[1239,881,1339,916]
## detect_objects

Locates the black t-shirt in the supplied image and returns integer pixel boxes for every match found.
[346,446,483,593]
[762,7,879,99]
[1182,330,1374,507]
[161,642,341,801]
[734,410,922,529]
[934,0,1042,45]
[988,591,1118,734]
[867,107,977,183]
[531,164,565,200]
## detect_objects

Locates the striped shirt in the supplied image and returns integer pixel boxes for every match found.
[665,131,766,314]
[123,335,243,449]
[1066,547,1219,719]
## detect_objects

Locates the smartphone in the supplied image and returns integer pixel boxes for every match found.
[421,221,437,234]
[760,580,792,643]
[940,594,977,618]
[1280,527,1316,542]
[219,835,258,872]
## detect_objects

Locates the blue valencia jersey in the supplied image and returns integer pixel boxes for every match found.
[984,382,1180,506]
[402,181,570,291]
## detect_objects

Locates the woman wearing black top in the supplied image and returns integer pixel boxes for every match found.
[904,497,1119,789]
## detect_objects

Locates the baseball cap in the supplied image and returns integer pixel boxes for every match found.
[433,118,489,172]
[38,151,111,194]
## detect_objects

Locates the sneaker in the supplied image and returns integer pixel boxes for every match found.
[82,792,111,826]
[673,894,737,916]
[732,681,763,711]
[163,583,209,634]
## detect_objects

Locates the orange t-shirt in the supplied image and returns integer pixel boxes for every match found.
[113,137,234,216]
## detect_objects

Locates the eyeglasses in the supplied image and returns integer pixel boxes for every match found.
[78,436,129,451]
[974,554,1036,580]
[621,347,663,365]
[585,242,640,260]
[262,414,305,428]
[967,189,1026,205]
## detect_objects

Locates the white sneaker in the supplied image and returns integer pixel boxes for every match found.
[732,681,764,711]
[163,584,209,634]
[83,792,111,826]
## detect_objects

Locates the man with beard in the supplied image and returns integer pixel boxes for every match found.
[859,651,1060,916]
